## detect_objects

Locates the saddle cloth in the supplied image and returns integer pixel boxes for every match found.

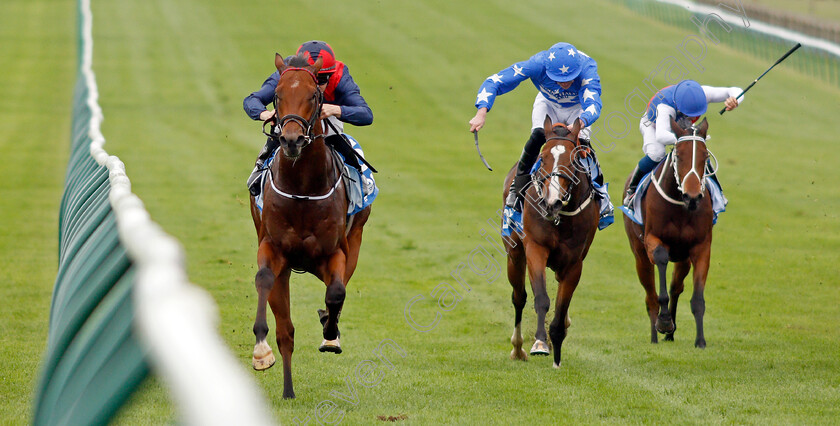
[255,134,377,217]
[618,169,727,226]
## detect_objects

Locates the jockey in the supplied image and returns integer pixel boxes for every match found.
[243,40,373,196]
[623,79,741,206]
[468,42,613,226]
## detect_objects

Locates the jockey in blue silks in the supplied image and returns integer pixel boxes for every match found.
[469,42,613,227]
[244,40,373,197]
[623,79,742,206]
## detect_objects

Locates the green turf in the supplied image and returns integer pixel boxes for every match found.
[6,0,840,424]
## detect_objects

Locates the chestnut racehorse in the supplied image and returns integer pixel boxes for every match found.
[623,117,713,348]
[503,117,599,368]
[249,54,371,398]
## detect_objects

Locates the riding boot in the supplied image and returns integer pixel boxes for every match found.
[247,137,280,196]
[623,155,659,207]
[507,128,545,210]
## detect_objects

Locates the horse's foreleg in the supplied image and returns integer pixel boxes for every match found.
[646,236,675,335]
[253,242,284,371]
[548,262,582,368]
[320,251,347,352]
[507,247,528,361]
[690,242,711,349]
[269,268,295,398]
[665,260,690,341]
[525,244,550,355]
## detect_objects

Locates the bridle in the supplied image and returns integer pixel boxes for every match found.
[651,127,718,206]
[262,66,341,202]
[532,132,594,224]
[262,67,325,148]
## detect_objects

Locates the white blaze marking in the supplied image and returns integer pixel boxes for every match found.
[290,80,300,88]
[547,145,566,204]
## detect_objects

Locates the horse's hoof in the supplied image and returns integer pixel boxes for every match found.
[510,348,528,361]
[319,338,342,354]
[664,333,675,341]
[553,361,561,369]
[252,340,275,371]
[695,339,706,349]
[655,318,675,334]
[530,340,550,356]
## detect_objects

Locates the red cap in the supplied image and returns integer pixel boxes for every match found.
[296,40,336,74]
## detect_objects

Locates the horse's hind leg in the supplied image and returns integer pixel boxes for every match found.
[646,237,675,335]
[507,245,528,361]
[548,262,582,368]
[343,207,370,284]
[690,242,712,349]
[665,260,690,341]
[319,251,347,353]
[253,243,284,371]
[526,244,551,355]
[630,237,658,343]
[269,268,295,398]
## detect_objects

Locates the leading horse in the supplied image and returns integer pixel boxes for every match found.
[503,117,600,368]
[249,53,371,399]
[623,118,713,348]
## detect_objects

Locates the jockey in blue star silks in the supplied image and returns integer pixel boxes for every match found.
[469,42,613,228]
[622,79,742,206]
[244,40,373,197]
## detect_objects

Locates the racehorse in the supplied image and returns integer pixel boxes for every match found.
[249,53,371,399]
[623,117,713,348]
[503,117,600,368]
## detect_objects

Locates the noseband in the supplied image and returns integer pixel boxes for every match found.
[263,67,325,148]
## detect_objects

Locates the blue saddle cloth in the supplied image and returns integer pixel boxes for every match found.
[501,157,613,237]
[255,134,377,217]
[618,169,727,226]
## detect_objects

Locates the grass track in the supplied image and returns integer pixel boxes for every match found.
[3,0,840,423]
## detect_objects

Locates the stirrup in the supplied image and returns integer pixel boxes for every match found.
[622,189,635,207]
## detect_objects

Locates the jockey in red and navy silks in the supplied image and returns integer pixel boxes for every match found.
[469,42,612,225]
[243,40,372,196]
[623,79,741,206]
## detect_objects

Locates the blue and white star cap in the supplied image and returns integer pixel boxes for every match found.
[544,42,582,82]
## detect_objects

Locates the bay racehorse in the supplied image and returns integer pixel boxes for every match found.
[623,117,713,348]
[249,53,371,398]
[503,117,599,368]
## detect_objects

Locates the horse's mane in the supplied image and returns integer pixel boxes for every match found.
[284,54,310,68]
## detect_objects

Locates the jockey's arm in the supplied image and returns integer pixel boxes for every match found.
[654,103,679,145]
[702,85,743,111]
[244,72,280,120]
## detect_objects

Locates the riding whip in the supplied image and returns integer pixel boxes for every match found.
[473,131,493,171]
[323,118,378,173]
[720,43,802,115]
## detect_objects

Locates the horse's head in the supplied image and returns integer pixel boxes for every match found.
[535,116,589,218]
[273,53,324,158]
[669,117,710,211]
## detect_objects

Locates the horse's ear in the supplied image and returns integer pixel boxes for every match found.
[543,115,552,134]
[570,118,582,137]
[697,117,709,138]
[275,53,286,73]
[670,117,687,137]
[308,56,324,75]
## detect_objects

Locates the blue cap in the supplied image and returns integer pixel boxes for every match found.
[544,42,582,82]
[673,80,707,117]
